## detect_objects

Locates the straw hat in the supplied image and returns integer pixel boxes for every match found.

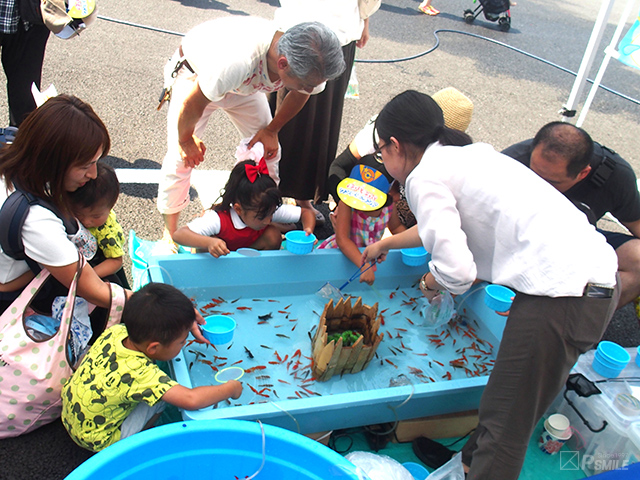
[432,87,474,132]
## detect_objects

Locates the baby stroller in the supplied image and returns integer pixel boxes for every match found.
[464,0,511,32]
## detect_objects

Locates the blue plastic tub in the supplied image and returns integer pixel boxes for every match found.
[401,247,429,266]
[148,250,507,433]
[284,230,316,255]
[484,285,515,312]
[65,419,363,480]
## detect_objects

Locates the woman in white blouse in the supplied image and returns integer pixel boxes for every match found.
[362,90,619,480]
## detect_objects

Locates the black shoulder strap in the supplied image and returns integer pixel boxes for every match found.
[0,187,78,273]
[590,145,617,189]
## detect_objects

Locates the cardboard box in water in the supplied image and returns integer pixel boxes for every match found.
[395,410,479,442]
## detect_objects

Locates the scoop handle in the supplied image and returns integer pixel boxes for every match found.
[338,262,376,290]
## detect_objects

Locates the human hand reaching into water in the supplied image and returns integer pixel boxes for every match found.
[191,311,210,345]
[207,237,230,258]
[361,241,388,266]
[225,380,243,400]
[359,264,376,285]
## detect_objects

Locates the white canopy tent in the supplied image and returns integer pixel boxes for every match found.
[561,0,640,127]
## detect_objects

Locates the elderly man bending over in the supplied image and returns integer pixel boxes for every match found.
[157,17,345,239]
[503,121,640,310]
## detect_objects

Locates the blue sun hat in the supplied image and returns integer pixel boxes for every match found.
[337,165,391,211]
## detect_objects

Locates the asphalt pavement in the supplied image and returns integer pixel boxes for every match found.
[1,0,640,478]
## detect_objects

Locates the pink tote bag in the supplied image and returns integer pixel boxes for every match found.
[0,259,126,438]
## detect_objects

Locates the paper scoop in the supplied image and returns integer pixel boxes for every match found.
[316,262,376,302]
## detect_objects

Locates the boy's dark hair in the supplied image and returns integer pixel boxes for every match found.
[122,283,195,345]
[213,160,282,220]
[68,162,120,210]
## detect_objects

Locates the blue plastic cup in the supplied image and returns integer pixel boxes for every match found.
[592,341,629,378]
[285,230,316,255]
[402,461,429,479]
[596,341,631,366]
[201,315,236,345]
[484,284,515,312]
[401,247,428,266]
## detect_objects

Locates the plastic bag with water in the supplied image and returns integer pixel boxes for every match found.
[420,290,455,329]
[426,452,465,480]
[345,451,413,480]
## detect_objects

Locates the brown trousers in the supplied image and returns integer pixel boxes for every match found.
[461,276,620,480]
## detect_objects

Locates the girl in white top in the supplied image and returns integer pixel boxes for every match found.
[361,90,619,480]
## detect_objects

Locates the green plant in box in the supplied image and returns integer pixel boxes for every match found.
[328,330,361,347]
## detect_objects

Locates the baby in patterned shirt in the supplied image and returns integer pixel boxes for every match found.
[68,162,130,288]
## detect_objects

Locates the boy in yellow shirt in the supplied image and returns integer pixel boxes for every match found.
[61,283,242,452]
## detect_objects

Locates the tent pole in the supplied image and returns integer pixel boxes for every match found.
[577,0,639,127]
[560,0,616,123]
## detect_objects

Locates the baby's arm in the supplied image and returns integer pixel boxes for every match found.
[162,380,243,411]
[92,256,124,278]
[173,226,230,258]
[91,212,126,277]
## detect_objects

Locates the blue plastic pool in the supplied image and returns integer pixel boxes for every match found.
[149,249,507,434]
[65,419,363,480]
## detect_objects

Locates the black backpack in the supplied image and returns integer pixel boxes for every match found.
[0,186,78,274]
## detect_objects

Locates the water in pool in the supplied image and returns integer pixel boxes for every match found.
[176,281,498,409]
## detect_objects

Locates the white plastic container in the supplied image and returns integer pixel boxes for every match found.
[545,347,640,475]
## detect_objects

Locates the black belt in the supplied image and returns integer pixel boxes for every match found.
[583,283,614,298]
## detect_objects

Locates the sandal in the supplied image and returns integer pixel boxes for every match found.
[418,4,440,15]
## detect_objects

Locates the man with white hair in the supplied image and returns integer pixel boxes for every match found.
[157,17,345,241]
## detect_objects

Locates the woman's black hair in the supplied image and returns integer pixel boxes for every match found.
[213,160,282,219]
[374,90,472,152]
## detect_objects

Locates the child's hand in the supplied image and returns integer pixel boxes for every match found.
[227,380,243,399]
[359,264,376,286]
[190,313,211,345]
[207,237,230,258]
[299,206,317,234]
